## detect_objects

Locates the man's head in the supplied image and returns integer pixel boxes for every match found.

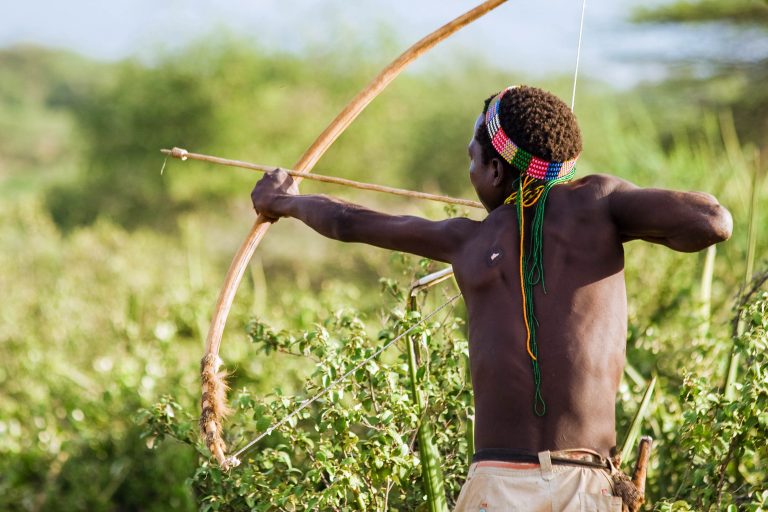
[468,85,582,210]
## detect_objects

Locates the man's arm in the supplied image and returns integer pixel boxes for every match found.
[606,175,733,252]
[251,170,476,263]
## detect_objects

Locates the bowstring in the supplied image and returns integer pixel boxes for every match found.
[226,293,462,465]
[571,0,587,111]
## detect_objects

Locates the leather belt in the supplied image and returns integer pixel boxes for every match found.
[472,448,610,470]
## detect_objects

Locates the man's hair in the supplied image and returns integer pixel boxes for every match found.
[476,85,582,174]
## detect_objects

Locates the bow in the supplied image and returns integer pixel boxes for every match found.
[197,0,509,469]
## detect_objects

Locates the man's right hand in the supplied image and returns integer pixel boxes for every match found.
[250,168,299,221]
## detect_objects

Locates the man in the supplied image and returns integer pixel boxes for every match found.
[250,85,732,510]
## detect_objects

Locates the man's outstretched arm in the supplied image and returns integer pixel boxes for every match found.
[606,175,733,252]
[251,169,476,263]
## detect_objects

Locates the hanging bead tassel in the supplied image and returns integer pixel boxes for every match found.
[507,170,574,416]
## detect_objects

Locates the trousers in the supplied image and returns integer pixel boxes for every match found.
[453,449,623,512]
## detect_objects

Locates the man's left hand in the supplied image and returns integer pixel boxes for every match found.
[250,168,299,221]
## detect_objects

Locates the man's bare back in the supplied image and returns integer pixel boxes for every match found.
[453,175,629,458]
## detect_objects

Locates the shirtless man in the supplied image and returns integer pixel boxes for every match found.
[250,85,732,510]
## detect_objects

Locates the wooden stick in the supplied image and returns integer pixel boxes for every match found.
[631,436,653,501]
[161,147,483,209]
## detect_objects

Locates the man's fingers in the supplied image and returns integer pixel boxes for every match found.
[251,199,279,223]
[260,213,279,224]
[267,167,297,194]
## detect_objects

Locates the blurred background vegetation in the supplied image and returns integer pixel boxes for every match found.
[1,0,767,510]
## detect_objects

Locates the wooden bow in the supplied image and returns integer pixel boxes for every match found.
[198,0,508,469]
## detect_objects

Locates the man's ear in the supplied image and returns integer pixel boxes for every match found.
[490,158,505,187]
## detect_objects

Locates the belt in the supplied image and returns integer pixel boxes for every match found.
[472,448,610,470]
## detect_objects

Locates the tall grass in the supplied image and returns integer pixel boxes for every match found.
[724,151,762,399]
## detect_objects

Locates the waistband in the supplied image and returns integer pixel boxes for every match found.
[472,448,610,470]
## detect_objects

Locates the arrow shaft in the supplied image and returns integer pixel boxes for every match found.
[162,147,483,209]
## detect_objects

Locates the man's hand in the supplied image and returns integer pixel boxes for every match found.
[250,169,299,221]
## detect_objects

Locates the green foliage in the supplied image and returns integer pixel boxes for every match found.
[655,288,768,510]
[0,46,98,197]
[140,292,471,511]
[632,0,768,146]
[634,0,768,26]
[138,266,768,511]
[0,201,202,511]
[45,58,217,230]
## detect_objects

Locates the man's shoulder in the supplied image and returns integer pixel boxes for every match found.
[568,173,621,190]
[438,215,483,244]
[562,173,626,201]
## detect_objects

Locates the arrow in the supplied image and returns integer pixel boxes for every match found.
[161,147,483,209]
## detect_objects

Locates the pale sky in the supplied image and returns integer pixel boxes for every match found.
[2,0,762,87]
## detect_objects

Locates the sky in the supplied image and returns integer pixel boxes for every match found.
[1,0,761,88]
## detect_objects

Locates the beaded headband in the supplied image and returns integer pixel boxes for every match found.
[485,86,579,181]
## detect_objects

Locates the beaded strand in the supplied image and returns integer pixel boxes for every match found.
[488,86,579,416]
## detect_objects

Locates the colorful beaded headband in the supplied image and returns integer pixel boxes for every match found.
[485,86,579,181]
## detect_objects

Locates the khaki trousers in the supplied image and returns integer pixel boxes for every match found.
[453,450,623,512]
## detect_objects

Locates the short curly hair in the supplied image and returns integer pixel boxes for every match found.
[476,85,582,175]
